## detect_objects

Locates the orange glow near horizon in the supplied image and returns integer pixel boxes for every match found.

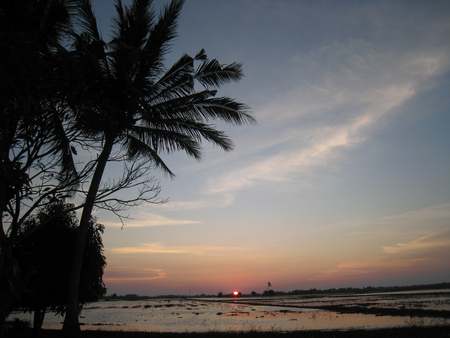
[233,291,239,296]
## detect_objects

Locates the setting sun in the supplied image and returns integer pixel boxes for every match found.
[233,291,239,296]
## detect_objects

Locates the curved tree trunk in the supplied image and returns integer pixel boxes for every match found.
[62,136,114,336]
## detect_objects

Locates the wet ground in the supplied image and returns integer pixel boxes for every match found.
[228,289,450,319]
[9,290,450,333]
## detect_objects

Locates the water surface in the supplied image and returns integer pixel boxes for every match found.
[10,290,450,332]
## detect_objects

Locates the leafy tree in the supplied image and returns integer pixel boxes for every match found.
[62,0,255,334]
[0,0,80,332]
[12,201,106,333]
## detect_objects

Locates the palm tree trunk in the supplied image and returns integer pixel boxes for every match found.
[62,136,114,336]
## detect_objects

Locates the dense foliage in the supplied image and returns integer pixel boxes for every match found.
[0,1,79,332]
[12,201,106,330]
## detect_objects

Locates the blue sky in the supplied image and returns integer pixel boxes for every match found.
[89,0,450,296]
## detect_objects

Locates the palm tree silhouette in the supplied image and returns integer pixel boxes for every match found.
[63,0,255,333]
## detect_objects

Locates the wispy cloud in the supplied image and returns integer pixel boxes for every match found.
[103,212,201,227]
[373,204,450,227]
[205,41,450,196]
[326,203,450,233]
[310,256,428,282]
[310,205,450,282]
[144,36,450,213]
[103,268,166,283]
[382,231,450,254]
[158,193,235,211]
[110,242,251,255]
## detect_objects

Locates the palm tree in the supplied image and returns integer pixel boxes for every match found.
[62,0,255,333]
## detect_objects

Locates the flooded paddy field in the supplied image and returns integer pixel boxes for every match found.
[231,289,450,318]
[9,290,450,333]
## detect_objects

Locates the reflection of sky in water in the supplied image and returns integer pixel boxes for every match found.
[237,290,450,312]
[9,291,450,332]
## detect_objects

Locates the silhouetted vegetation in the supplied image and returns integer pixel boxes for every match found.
[61,0,254,334]
[0,1,80,333]
[11,201,106,333]
[1,0,253,336]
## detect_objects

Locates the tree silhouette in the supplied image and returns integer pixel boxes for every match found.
[0,0,80,332]
[12,201,106,334]
[62,0,255,334]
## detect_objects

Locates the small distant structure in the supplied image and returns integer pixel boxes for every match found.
[264,282,275,296]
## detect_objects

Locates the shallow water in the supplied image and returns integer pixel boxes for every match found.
[235,289,450,312]
[9,290,450,332]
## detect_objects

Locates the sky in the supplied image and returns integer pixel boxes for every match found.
[89,0,450,296]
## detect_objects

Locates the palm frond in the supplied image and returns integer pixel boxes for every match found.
[111,0,154,49]
[129,124,203,159]
[40,0,76,42]
[136,0,185,84]
[142,90,215,121]
[75,0,101,41]
[193,96,255,126]
[149,49,216,103]
[154,119,235,152]
[142,89,255,126]
[195,59,244,88]
[149,53,195,101]
[194,49,207,61]
[126,0,154,49]
[51,110,79,190]
[112,0,127,40]
[124,134,175,178]
[73,33,104,68]
[63,0,80,18]
[72,0,111,76]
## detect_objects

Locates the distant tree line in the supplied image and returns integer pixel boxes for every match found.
[287,282,450,295]
[182,282,450,299]
[101,281,450,300]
